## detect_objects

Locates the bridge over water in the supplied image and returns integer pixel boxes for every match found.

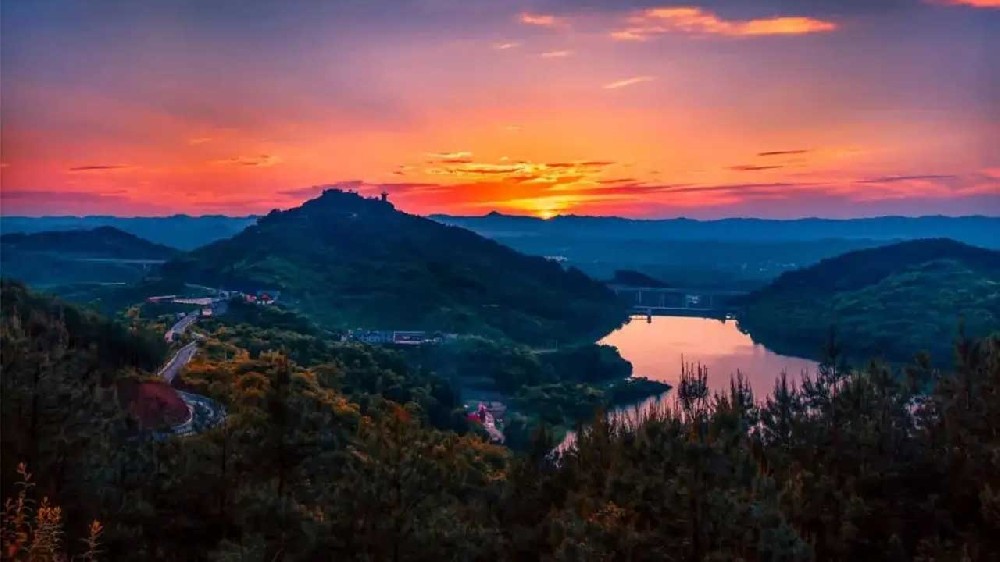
[608,285,747,316]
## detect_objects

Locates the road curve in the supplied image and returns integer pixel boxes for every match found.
[165,314,197,342]
[158,341,198,384]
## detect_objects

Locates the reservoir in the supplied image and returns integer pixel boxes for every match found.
[604,315,819,396]
[557,315,819,451]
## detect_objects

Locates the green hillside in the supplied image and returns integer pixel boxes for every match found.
[738,238,1000,363]
[161,189,625,345]
[1,226,178,286]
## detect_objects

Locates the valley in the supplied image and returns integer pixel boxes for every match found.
[2,195,998,561]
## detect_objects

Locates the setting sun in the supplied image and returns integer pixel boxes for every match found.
[0,2,997,559]
[1,0,995,218]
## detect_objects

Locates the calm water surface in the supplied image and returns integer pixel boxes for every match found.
[603,315,818,396]
[557,315,818,451]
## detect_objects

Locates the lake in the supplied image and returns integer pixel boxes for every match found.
[556,315,819,451]
[604,315,819,396]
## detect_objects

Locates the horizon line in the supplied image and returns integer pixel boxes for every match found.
[2,212,999,222]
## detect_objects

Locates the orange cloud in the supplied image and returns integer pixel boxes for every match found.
[540,50,573,58]
[415,156,615,188]
[931,0,1000,7]
[426,151,473,163]
[612,7,837,40]
[519,12,564,27]
[603,76,655,89]
[493,41,521,50]
[67,165,136,173]
[212,154,282,167]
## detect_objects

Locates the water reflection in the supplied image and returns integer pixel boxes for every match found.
[603,315,818,396]
[556,315,818,452]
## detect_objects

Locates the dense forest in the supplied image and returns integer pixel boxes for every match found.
[195,300,663,438]
[738,239,1000,365]
[3,281,1000,560]
[161,189,626,345]
[399,334,668,434]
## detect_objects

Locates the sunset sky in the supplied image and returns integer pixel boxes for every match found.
[2,0,997,218]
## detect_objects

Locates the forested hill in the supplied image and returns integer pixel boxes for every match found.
[1,227,180,286]
[738,238,1000,363]
[161,189,625,345]
[1,215,256,250]
[1,226,177,259]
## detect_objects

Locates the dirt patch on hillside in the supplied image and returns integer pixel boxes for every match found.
[117,379,190,429]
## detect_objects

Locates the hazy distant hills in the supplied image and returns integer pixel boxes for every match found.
[432,213,1000,247]
[431,213,1000,288]
[5,213,995,252]
[1,227,179,286]
[1,226,177,259]
[160,190,626,345]
[738,239,1000,364]
[0,215,257,250]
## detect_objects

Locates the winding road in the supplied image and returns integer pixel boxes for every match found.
[165,314,198,342]
[158,341,198,384]
[154,310,227,435]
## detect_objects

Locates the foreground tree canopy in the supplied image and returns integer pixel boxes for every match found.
[2,280,999,560]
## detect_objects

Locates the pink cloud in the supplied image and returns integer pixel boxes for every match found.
[612,7,837,41]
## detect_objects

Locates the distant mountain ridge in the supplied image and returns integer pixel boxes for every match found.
[432,213,1000,247]
[1,226,177,259]
[430,213,1000,290]
[738,238,1000,364]
[161,189,626,345]
[1,215,257,250]
[1,227,180,286]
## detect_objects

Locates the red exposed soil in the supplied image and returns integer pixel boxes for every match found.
[117,379,189,429]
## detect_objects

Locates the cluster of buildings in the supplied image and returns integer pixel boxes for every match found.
[150,295,228,318]
[344,329,456,346]
[465,402,506,443]
[147,288,280,314]
[241,290,280,305]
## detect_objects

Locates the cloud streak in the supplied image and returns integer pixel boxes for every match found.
[426,151,474,164]
[67,165,133,172]
[729,165,784,171]
[611,7,838,41]
[519,12,564,27]
[930,0,1000,7]
[757,149,810,157]
[212,154,282,167]
[0,189,172,216]
[603,76,655,89]
[413,156,616,188]
[857,174,958,184]
[540,50,573,58]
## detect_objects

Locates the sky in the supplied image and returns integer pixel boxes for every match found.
[1,0,998,219]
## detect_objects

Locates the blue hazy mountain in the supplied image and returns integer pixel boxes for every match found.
[431,213,1000,288]
[1,227,179,286]
[0,215,257,250]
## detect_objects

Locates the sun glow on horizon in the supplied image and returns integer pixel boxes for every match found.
[0,1,996,218]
